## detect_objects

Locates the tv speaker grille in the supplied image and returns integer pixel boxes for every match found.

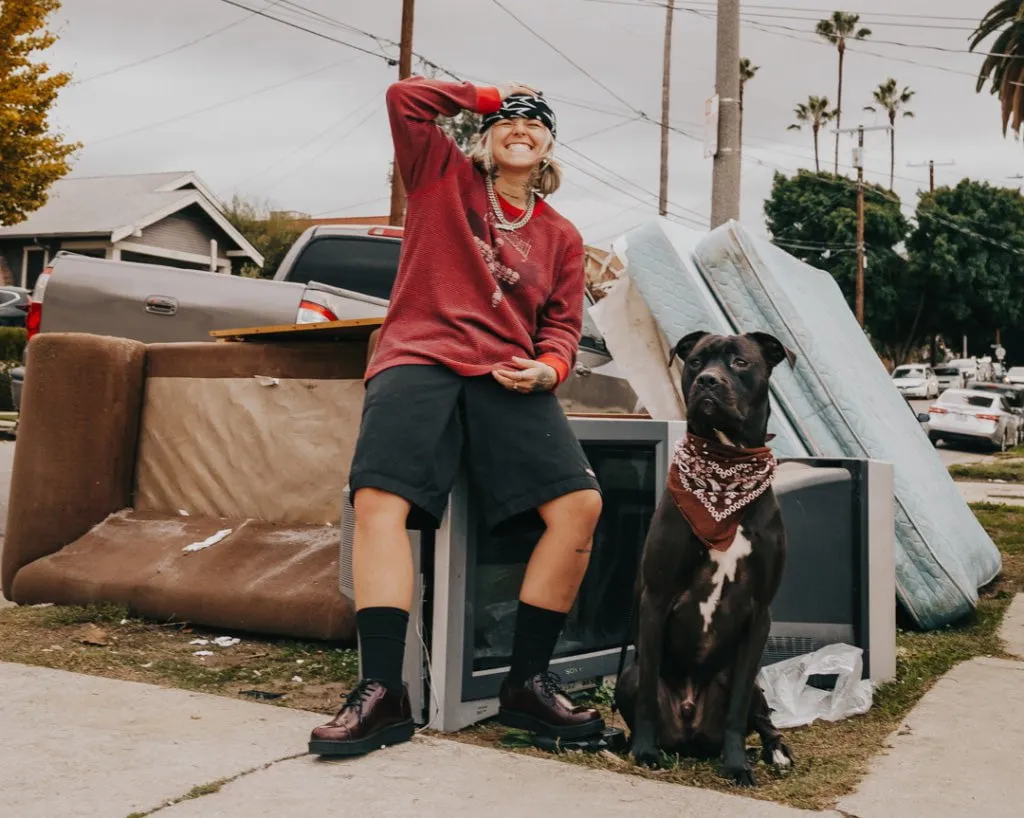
[339,486,356,601]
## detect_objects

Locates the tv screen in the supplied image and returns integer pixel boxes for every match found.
[470,441,659,675]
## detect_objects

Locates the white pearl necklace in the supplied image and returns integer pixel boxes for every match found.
[486,176,535,231]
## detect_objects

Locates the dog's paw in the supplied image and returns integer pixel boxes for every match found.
[722,761,757,787]
[762,739,794,770]
[630,741,663,769]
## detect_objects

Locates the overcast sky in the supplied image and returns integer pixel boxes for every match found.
[41,0,1016,246]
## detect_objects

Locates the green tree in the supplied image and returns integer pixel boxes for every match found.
[864,78,915,191]
[763,170,922,362]
[907,179,1024,359]
[815,11,872,174]
[786,96,836,172]
[0,0,79,225]
[971,1,1024,141]
[222,196,303,278]
[439,109,482,151]
[739,57,759,150]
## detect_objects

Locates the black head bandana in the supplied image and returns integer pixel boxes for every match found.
[480,94,557,141]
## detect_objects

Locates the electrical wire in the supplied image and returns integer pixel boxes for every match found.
[74,1,286,86]
[88,54,364,146]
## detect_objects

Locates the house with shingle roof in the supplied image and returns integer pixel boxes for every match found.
[0,171,264,289]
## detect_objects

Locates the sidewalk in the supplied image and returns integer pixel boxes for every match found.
[3,598,1024,817]
[956,480,1024,506]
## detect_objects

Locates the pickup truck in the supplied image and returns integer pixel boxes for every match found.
[14,224,637,414]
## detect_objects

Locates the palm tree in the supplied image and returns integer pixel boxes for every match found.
[787,96,837,172]
[864,78,915,190]
[739,57,760,151]
[816,11,872,173]
[971,1,1024,141]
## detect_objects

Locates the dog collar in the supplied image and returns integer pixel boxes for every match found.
[667,433,777,552]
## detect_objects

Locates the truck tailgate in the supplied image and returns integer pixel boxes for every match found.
[40,255,305,343]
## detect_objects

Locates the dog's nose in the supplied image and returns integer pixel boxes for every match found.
[696,372,722,388]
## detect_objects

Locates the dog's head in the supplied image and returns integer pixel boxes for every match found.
[671,331,796,447]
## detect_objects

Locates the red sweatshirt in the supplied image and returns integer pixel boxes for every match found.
[364,77,585,385]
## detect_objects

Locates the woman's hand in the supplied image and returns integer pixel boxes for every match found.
[492,357,558,393]
[497,81,542,101]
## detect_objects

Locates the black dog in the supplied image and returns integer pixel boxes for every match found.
[615,330,796,786]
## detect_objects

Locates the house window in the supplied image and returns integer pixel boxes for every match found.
[22,247,48,290]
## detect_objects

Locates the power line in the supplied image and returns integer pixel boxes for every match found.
[211,0,399,64]
[487,0,651,119]
[89,55,363,145]
[74,1,285,85]
[581,0,983,23]
[231,84,385,190]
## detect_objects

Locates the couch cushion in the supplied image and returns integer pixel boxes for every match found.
[10,510,354,642]
[134,376,363,524]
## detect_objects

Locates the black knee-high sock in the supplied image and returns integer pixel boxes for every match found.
[507,601,567,686]
[356,606,408,693]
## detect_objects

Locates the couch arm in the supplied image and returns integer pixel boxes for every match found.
[2,333,146,598]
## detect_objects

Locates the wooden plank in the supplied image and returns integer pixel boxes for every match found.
[210,317,383,343]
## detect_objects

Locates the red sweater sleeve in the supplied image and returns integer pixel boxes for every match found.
[535,234,585,380]
[385,77,503,194]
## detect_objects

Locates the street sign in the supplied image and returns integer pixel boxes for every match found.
[704,94,719,159]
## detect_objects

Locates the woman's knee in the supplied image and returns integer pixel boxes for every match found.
[539,489,603,534]
[352,487,411,527]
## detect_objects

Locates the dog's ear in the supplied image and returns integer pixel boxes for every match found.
[748,332,797,370]
[669,331,710,368]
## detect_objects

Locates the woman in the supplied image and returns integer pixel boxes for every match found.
[309,76,604,757]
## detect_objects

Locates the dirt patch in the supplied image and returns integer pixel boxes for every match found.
[0,601,357,714]
[1,505,1020,811]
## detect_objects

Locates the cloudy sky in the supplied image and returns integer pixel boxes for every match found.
[41,0,1017,246]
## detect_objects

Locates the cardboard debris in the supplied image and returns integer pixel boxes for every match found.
[80,625,109,647]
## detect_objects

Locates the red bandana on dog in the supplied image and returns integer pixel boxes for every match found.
[668,433,777,552]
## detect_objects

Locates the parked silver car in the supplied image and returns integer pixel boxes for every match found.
[927,388,1020,451]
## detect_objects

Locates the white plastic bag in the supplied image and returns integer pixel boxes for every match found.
[756,643,874,729]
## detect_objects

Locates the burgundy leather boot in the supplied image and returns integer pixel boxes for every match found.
[498,671,604,739]
[308,679,414,757]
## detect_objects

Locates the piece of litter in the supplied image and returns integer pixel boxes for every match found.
[239,689,284,700]
[189,639,210,646]
[254,375,280,387]
[120,618,129,625]
[178,509,190,517]
[291,675,303,683]
[80,624,109,647]
[183,528,232,553]
[296,659,304,664]
[213,637,241,648]
[193,650,214,657]
[141,662,153,668]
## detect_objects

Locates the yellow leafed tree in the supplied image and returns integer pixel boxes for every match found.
[0,0,80,226]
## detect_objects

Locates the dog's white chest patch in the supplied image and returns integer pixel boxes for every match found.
[699,530,752,633]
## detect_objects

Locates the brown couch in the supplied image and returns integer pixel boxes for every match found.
[2,332,370,641]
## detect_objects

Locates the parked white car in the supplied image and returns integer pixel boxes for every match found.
[892,364,939,399]
[927,389,1020,451]
[933,359,977,392]
[1005,366,1024,385]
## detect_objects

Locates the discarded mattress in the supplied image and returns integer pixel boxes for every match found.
[615,218,1001,629]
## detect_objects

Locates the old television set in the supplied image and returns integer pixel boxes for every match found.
[340,418,896,732]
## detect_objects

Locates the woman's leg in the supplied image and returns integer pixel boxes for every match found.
[521,488,603,612]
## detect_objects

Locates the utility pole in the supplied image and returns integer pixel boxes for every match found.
[835,124,890,327]
[908,159,955,193]
[388,0,415,227]
[658,0,675,217]
[710,0,741,228]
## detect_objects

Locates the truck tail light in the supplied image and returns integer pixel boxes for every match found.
[297,297,338,324]
[25,268,52,341]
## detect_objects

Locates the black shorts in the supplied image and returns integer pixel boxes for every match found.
[349,364,601,530]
